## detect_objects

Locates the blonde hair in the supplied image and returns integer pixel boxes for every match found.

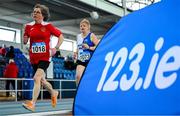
[80,19,91,29]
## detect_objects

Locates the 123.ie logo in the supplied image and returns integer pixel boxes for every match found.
[97,37,180,92]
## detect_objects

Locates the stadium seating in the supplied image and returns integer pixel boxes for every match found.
[1,48,76,80]
[52,57,76,80]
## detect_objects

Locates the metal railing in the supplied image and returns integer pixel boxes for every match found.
[0,78,76,102]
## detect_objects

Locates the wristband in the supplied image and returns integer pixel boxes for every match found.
[55,46,59,50]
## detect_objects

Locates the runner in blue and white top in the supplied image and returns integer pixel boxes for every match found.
[76,19,100,85]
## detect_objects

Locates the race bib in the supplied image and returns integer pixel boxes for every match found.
[32,42,46,53]
[79,50,91,62]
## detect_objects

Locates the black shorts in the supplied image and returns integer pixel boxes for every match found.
[76,60,88,67]
[32,60,50,72]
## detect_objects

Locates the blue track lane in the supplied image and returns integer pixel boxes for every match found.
[0,99,73,115]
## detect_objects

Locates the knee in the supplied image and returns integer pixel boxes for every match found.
[34,76,41,84]
[41,79,47,85]
[76,73,81,80]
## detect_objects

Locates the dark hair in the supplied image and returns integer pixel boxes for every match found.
[10,46,14,51]
[6,46,15,59]
[33,4,50,21]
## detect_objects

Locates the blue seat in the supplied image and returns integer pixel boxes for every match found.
[18,70,24,78]
[14,48,22,54]
[22,80,34,100]
[24,70,28,78]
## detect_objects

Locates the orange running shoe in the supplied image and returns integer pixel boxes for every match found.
[22,100,35,112]
[51,90,58,108]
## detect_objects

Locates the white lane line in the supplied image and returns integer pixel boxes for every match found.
[9,110,72,116]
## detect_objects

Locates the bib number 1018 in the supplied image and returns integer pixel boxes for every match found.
[97,37,180,92]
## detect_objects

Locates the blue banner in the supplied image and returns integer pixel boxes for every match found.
[74,0,180,115]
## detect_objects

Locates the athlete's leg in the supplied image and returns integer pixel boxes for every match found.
[32,68,44,103]
[22,68,43,111]
[76,65,85,85]
[41,72,58,108]
[41,75,57,96]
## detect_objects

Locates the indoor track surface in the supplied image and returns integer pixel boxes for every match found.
[0,99,73,116]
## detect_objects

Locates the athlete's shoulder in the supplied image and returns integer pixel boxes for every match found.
[77,34,82,38]
[42,21,51,26]
[90,32,95,36]
[24,22,34,31]
[90,32,97,39]
[77,34,83,41]
[26,21,35,26]
[77,34,83,44]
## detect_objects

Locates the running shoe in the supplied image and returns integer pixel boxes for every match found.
[51,90,59,108]
[22,100,35,112]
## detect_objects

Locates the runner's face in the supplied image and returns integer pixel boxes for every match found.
[80,22,89,34]
[32,8,44,22]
